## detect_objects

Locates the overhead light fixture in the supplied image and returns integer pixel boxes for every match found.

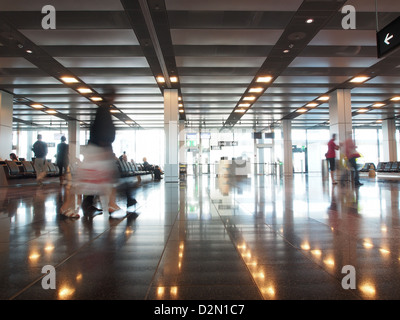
[125,120,134,124]
[243,96,256,101]
[61,76,79,84]
[373,103,385,107]
[178,96,182,101]
[297,108,308,113]
[283,49,290,53]
[376,120,382,123]
[350,76,370,83]
[178,103,183,107]
[179,109,184,113]
[238,103,251,107]
[256,76,272,83]
[357,108,369,113]
[390,96,400,101]
[90,96,103,102]
[110,109,120,113]
[317,96,329,101]
[77,88,92,94]
[170,76,178,83]
[234,109,246,113]
[25,49,33,54]
[156,76,165,83]
[31,104,44,109]
[249,87,263,93]
[46,109,57,114]
[306,102,319,107]
[306,18,314,24]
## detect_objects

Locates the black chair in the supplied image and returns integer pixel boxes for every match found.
[5,160,24,179]
[21,160,36,178]
[376,162,387,172]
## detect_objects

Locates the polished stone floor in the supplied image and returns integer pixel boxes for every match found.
[1,173,400,300]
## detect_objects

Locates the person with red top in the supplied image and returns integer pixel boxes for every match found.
[326,133,339,184]
[344,134,363,187]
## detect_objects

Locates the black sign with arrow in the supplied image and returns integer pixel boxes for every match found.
[377,16,400,58]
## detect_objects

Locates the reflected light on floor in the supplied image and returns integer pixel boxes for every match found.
[58,286,75,300]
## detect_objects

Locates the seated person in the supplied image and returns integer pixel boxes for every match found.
[9,153,18,161]
[142,157,154,171]
[154,165,163,180]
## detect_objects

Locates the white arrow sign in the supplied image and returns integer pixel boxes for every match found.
[384,33,394,45]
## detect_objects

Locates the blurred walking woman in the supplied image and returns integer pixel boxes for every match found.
[326,133,339,184]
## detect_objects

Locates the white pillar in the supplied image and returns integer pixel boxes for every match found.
[179,120,186,164]
[382,119,397,162]
[282,119,293,176]
[329,89,352,144]
[68,120,80,162]
[164,89,179,183]
[0,91,13,160]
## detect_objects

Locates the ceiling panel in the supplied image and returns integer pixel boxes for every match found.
[0,0,399,132]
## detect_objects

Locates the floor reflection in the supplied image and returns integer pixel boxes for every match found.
[1,173,400,299]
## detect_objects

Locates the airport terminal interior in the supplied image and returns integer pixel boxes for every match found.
[1,0,400,300]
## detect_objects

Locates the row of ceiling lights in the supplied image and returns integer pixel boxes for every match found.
[233,76,273,114]
[296,73,400,126]
[29,75,137,126]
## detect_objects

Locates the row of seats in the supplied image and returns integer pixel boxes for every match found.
[116,160,153,178]
[376,161,400,173]
[0,160,60,179]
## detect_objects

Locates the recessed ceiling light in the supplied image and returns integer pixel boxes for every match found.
[373,103,385,107]
[179,109,184,113]
[170,76,178,83]
[317,96,329,101]
[306,102,319,107]
[25,49,33,54]
[306,18,314,24]
[90,96,103,101]
[249,87,263,93]
[297,108,308,113]
[234,109,246,113]
[350,76,370,83]
[243,96,256,101]
[61,76,79,83]
[283,49,290,53]
[31,104,44,109]
[238,103,251,107]
[46,109,57,114]
[390,96,400,101]
[156,76,165,83]
[77,88,92,94]
[376,120,382,123]
[357,108,368,113]
[256,76,272,83]
[110,109,119,113]
[178,97,182,101]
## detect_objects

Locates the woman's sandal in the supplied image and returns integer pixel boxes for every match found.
[108,205,121,213]
[61,208,80,219]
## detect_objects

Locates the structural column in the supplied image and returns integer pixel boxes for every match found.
[0,91,13,160]
[282,119,293,176]
[329,89,352,144]
[68,120,80,163]
[164,89,179,183]
[382,119,397,162]
[179,120,186,165]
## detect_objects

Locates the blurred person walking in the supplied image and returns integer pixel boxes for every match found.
[326,133,339,184]
[344,134,363,187]
[32,134,48,186]
[56,136,69,185]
